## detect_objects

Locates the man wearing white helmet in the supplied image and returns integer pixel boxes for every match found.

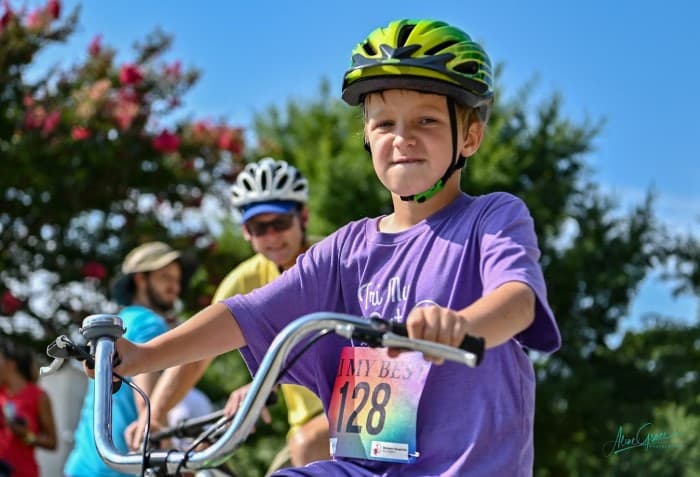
[126,158,330,472]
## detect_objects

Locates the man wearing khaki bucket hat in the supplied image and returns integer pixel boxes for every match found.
[65,242,185,477]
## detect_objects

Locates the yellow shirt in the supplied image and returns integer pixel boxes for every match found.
[212,252,324,435]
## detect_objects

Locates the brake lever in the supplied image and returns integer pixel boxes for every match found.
[369,318,485,364]
[43,335,123,392]
[335,318,484,367]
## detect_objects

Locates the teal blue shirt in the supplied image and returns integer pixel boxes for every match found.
[64,305,169,477]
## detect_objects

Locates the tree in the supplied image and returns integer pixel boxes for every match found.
[0,2,246,348]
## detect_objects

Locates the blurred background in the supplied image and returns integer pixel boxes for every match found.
[1,1,698,475]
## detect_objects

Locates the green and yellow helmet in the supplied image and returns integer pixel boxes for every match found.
[342,19,494,121]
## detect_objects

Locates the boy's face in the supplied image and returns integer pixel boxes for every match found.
[364,89,482,198]
[243,211,306,270]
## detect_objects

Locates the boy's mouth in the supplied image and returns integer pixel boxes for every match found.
[391,157,422,165]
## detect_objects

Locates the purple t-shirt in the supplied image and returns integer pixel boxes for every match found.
[224,192,561,476]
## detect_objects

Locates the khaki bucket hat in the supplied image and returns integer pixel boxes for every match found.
[121,241,181,274]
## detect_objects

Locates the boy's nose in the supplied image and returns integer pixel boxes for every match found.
[393,126,416,148]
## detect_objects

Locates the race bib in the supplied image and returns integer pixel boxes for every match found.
[328,347,430,463]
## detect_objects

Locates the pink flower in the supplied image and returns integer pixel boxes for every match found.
[1,291,22,315]
[46,0,60,19]
[89,79,111,102]
[182,158,194,171]
[112,96,139,131]
[117,87,138,103]
[152,130,181,153]
[118,64,143,86]
[165,60,181,80]
[82,261,106,280]
[217,128,243,154]
[42,110,60,135]
[26,7,48,31]
[88,34,102,56]
[24,106,46,129]
[71,126,90,140]
[191,120,214,142]
[1,2,15,29]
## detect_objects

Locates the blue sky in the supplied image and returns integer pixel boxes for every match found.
[31,0,699,329]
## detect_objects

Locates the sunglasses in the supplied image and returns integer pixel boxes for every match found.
[244,213,296,237]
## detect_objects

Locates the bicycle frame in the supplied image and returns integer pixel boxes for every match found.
[62,312,484,476]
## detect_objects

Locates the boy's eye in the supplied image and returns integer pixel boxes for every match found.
[419,117,438,125]
[374,120,394,129]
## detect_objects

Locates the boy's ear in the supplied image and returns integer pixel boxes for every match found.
[461,120,485,158]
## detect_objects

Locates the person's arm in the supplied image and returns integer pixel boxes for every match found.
[401,281,535,363]
[26,392,57,450]
[131,371,162,418]
[114,303,244,377]
[124,359,211,450]
[458,281,535,348]
[151,360,212,424]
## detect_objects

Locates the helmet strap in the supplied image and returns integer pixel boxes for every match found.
[400,98,465,203]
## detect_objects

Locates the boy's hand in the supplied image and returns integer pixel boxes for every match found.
[82,337,142,394]
[83,337,142,377]
[389,305,470,365]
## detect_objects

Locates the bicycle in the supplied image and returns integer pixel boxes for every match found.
[42,312,485,476]
[148,409,240,477]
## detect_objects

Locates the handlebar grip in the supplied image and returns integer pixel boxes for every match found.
[84,350,122,394]
[374,319,485,365]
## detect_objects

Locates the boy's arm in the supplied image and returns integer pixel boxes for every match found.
[115,303,244,377]
[458,281,535,349]
[403,281,534,362]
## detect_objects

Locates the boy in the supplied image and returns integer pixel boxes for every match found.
[112,18,560,476]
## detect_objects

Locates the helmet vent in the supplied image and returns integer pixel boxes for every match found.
[425,40,458,56]
[454,61,479,75]
[397,24,415,47]
[362,42,376,55]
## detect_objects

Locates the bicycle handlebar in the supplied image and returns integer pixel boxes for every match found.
[44,312,485,476]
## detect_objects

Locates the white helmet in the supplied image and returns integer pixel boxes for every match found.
[230,157,309,209]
